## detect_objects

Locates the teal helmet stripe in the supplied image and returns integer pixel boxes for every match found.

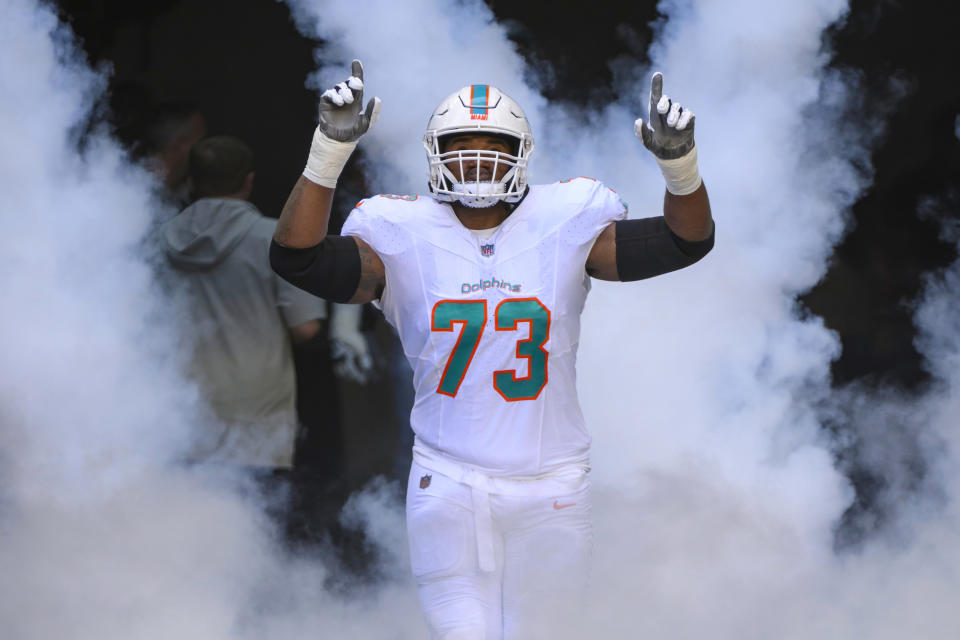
[470,84,489,116]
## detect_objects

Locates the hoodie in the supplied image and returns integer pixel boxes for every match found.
[163,197,261,271]
[160,198,326,468]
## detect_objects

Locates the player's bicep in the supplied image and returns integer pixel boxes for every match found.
[347,236,386,303]
[585,223,619,281]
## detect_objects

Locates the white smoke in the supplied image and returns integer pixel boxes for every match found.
[287,0,549,194]
[4,0,960,637]
[0,3,276,638]
[284,0,960,637]
[0,2,420,638]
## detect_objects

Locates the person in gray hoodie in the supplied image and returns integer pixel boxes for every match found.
[162,135,327,470]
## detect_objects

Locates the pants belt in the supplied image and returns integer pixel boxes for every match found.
[470,485,496,573]
[412,444,589,574]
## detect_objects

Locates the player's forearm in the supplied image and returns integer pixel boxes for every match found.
[274,176,335,248]
[276,60,379,248]
[663,181,713,242]
[634,72,713,243]
[272,60,385,302]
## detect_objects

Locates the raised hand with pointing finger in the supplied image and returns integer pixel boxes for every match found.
[634,72,702,195]
[303,59,382,188]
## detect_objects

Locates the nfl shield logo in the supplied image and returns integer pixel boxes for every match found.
[481,243,495,257]
[420,474,432,489]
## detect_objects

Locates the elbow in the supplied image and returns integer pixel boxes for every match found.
[671,220,714,263]
[270,239,315,280]
[614,217,714,281]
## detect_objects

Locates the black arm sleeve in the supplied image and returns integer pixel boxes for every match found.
[614,217,715,281]
[269,236,362,303]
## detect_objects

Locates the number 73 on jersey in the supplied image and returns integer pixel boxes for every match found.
[431,298,550,402]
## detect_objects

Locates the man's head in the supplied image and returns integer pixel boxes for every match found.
[188,136,254,201]
[142,101,207,190]
[423,85,534,208]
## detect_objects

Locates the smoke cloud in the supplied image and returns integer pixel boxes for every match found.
[0,2,418,638]
[0,2,280,638]
[3,0,960,637]
[284,0,960,636]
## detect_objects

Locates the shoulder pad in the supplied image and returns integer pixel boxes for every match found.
[352,193,423,215]
[542,177,628,221]
[552,176,622,202]
[351,193,423,217]
[356,194,420,207]
[557,176,621,195]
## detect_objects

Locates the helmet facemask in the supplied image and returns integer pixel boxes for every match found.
[424,133,531,208]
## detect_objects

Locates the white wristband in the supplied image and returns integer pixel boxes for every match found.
[655,145,702,196]
[302,125,358,188]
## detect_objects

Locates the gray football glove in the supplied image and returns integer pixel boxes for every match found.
[634,72,695,160]
[318,59,381,143]
[303,60,381,187]
[330,303,374,385]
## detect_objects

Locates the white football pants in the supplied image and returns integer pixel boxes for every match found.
[406,457,592,640]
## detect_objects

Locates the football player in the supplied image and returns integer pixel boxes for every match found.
[271,60,713,639]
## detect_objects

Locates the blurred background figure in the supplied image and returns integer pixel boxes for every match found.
[160,134,379,552]
[157,136,326,544]
[161,134,325,474]
[66,2,413,519]
[110,82,207,207]
[143,100,207,206]
[329,303,373,385]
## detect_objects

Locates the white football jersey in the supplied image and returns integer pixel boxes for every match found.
[341,178,627,476]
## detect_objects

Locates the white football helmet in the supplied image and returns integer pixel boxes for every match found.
[423,85,534,207]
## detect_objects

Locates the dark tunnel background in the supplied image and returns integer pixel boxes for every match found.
[53,0,960,546]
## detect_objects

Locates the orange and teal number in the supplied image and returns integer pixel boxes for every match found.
[431,298,550,401]
[493,298,550,401]
[432,300,487,396]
